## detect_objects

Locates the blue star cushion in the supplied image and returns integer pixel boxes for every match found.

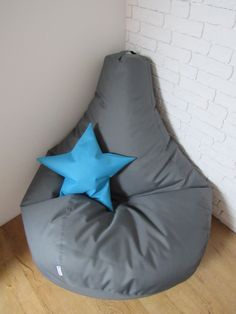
[37,123,136,210]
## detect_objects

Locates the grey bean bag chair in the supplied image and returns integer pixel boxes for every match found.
[21,51,212,299]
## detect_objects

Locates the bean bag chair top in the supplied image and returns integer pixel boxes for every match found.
[21,51,212,299]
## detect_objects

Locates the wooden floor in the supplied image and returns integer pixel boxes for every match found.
[0,216,236,314]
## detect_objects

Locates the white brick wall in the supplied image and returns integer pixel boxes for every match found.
[126,0,236,232]
[190,3,235,27]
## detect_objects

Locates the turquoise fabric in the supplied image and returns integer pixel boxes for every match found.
[37,123,135,210]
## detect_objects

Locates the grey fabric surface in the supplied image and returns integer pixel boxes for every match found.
[21,51,212,299]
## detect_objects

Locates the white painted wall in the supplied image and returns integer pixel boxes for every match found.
[0,0,125,226]
[126,0,236,232]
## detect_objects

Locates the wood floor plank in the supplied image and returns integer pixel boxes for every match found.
[140,293,183,314]
[0,216,235,314]
[0,228,46,314]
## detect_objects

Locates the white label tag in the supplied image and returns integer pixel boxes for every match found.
[56,265,63,276]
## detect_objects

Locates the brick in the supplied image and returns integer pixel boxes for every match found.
[225,136,236,149]
[129,33,156,51]
[191,117,226,142]
[201,146,235,168]
[188,104,224,128]
[230,51,236,66]
[164,103,191,123]
[127,0,138,4]
[171,0,190,18]
[141,23,171,43]
[229,52,236,82]
[219,208,236,233]
[185,146,202,165]
[215,92,236,112]
[220,183,236,213]
[226,112,236,125]
[204,0,236,10]
[229,65,236,81]
[172,32,210,55]
[204,24,236,49]
[209,45,233,63]
[217,197,235,215]
[139,0,171,13]
[126,18,140,32]
[218,198,235,215]
[156,67,179,84]
[185,134,201,149]
[210,144,236,167]
[198,158,224,186]
[126,4,132,18]
[155,77,175,93]
[164,57,198,79]
[160,90,188,110]
[222,122,236,138]
[125,32,129,42]
[197,71,236,98]
[156,51,171,65]
[140,48,165,67]
[190,53,233,79]
[157,42,191,63]
[182,123,214,145]
[163,57,181,73]
[165,15,203,37]
[198,161,223,188]
[133,7,164,26]
[174,86,208,109]
[190,4,235,28]
[200,154,234,178]
[229,71,236,83]
[165,113,181,130]
[220,214,236,233]
[175,127,187,142]
[208,102,228,119]
[212,187,222,202]
[125,42,137,52]
[222,178,236,199]
[180,77,215,100]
